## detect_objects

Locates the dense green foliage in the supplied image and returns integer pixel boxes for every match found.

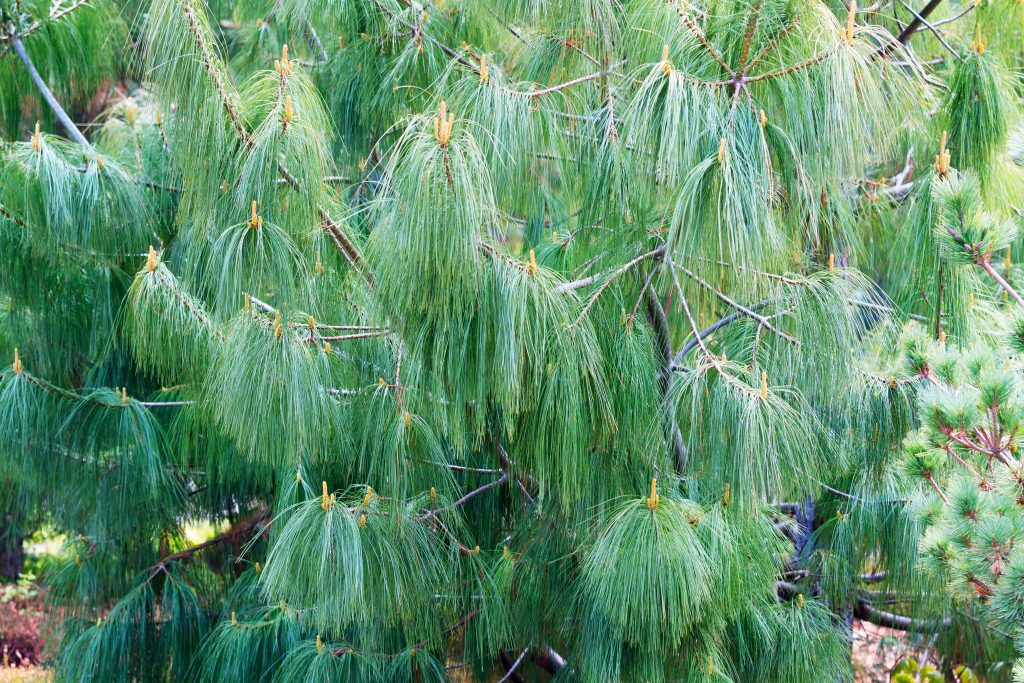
[1,0,1023,680]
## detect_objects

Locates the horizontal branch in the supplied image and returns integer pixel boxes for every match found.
[149,508,270,576]
[516,60,626,98]
[853,600,950,632]
[318,329,390,342]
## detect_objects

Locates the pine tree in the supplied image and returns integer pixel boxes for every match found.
[1,0,1023,680]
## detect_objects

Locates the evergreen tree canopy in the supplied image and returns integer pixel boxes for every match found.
[1,0,1023,680]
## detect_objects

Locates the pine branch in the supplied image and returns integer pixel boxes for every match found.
[150,509,270,575]
[532,648,566,676]
[670,311,744,369]
[897,0,961,60]
[318,329,390,342]
[884,0,946,51]
[977,257,1024,306]
[853,600,950,632]
[177,0,248,142]
[0,0,91,58]
[517,60,626,98]
[672,4,735,75]
[675,263,800,347]
[645,286,689,471]
[744,44,839,84]
[173,0,368,276]
[0,202,27,228]
[498,647,529,683]
[5,25,90,146]
[744,18,798,72]
[570,245,667,326]
[427,469,508,518]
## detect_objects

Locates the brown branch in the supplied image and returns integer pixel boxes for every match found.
[673,5,735,76]
[977,257,1024,306]
[178,0,249,142]
[854,600,951,632]
[645,286,690,471]
[318,329,390,342]
[0,202,27,228]
[517,60,626,98]
[744,20,798,72]
[881,0,946,53]
[149,509,270,575]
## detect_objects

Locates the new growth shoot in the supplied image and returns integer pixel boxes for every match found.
[935,131,951,177]
[843,1,857,45]
[645,478,660,511]
[433,101,454,147]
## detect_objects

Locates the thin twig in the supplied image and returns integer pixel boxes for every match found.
[498,648,530,683]
[318,329,390,342]
[517,60,626,98]
[570,246,667,326]
[676,264,800,346]
[898,0,961,60]
[978,258,1024,306]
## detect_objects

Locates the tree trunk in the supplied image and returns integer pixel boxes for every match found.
[0,517,25,580]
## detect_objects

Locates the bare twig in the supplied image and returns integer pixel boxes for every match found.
[570,246,667,326]
[676,264,800,346]
[498,647,530,683]
[517,60,626,98]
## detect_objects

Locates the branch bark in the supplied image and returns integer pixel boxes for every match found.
[853,600,951,632]
[149,509,269,575]
[645,287,689,471]
[978,258,1024,306]
[885,0,946,51]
